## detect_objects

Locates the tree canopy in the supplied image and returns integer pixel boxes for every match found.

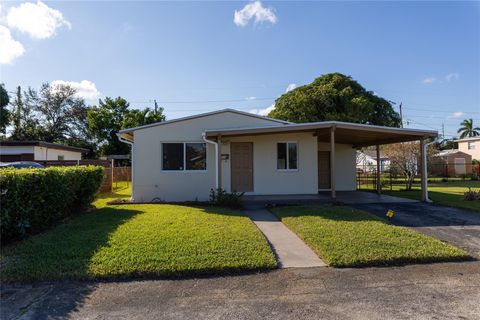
[268,73,401,127]
[457,118,480,139]
[0,84,11,134]
[87,97,165,156]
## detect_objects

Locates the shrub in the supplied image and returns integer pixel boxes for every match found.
[463,188,480,201]
[0,166,104,242]
[209,188,244,208]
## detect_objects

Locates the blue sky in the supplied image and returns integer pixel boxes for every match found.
[1,1,479,138]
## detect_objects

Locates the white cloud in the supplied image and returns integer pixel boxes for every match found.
[451,111,466,119]
[250,83,296,116]
[51,80,100,100]
[234,1,277,27]
[0,25,25,64]
[6,1,71,39]
[422,77,437,84]
[445,72,459,82]
[285,83,297,92]
[245,96,257,100]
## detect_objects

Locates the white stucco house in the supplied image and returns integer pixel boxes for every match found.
[0,141,86,162]
[118,109,437,202]
[456,136,480,161]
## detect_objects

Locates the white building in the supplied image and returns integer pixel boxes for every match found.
[0,141,86,162]
[118,109,437,202]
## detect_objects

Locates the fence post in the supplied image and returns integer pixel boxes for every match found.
[111,159,114,192]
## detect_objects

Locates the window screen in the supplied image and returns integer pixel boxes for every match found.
[277,142,298,170]
[162,143,184,170]
[186,143,206,170]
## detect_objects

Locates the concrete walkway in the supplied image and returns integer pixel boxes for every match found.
[246,209,326,268]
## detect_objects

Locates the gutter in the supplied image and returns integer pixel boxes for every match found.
[117,133,135,201]
[202,133,219,190]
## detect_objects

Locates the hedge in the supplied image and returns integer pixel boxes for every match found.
[0,166,104,242]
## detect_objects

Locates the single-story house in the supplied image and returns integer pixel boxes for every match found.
[0,141,87,162]
[456,136,480,161]
[431,149,472,177]
[356,150,390,172]
[118,109,437,202]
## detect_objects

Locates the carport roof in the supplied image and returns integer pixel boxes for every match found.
[204,121,438,147]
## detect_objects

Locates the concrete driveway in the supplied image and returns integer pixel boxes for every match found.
[352,202,480,258]
[2,262,479,320]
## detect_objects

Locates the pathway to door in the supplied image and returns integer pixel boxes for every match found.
[245,208,326,268]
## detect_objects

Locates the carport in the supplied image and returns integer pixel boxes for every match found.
[205,121,438,202]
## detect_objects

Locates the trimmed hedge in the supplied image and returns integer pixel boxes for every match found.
[0,166,104,242]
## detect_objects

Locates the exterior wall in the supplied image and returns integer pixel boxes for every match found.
[458,139,480,160]
[0,145,35,155]
[318,142,357,191]
[220,133,319,195]
[34,147,82,160]
[132,111,286,202]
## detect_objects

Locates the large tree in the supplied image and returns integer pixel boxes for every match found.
[457,118,480,139]
[0,84,11,134]
[88,97,165,156]
[269,73,401,127]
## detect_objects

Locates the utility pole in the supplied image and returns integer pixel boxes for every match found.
[399,102,403,128]
[442,123,445,140]
[154,100,158,114]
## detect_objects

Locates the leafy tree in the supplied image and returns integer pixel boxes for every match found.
[88,97,165,156]
[269,73,401,127]
[122,107,166,129]
[28,82,88,142]
[0,84,11,134]
[457,119,480,139]
[9,86,42,140]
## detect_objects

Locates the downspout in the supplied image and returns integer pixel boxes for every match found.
[202,133,219,190]
[117,133,135,201]
[423,139,438,203]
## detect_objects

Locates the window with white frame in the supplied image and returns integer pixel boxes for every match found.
[277,142,298,170]
[468,142,476,150]
[162,143,206,171]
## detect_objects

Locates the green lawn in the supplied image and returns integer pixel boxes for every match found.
[1,186,276,282]
[379,180,480,212]
[272,205,471,267]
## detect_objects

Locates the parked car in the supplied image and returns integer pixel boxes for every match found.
[0,161,45,169]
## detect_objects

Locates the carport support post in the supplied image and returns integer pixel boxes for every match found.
[330,126,336,199]
[420,138,427,202]
[217,135,222,190]
[376,144,381,195]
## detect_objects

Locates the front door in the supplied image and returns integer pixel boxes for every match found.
[231,142,253,192]
[318,151,331,189]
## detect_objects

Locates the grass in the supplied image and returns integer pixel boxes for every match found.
[375,180,480,212]
[1,185,276,282]
[272,205,471,267]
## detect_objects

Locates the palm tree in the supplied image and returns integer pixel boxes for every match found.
[457,118,480,139]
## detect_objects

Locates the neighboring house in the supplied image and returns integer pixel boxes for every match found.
[456,137,480,160]
[118,109,437,202]
[431,149,472,177]
[0,141,86,162]
[356,150,390,172]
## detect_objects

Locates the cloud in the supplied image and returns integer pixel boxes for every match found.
[0,25,25,64]
[51,80,100,100]
[245,96,257,100]
[445,73,459,82]
[234,1,277,27]
[6,1,71,39]
[285,83,297,92]
[422,77,437,84]
[250,83,296,116]
[451,111,466,119]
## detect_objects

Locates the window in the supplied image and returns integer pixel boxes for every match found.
[186,143,206,170]
[468,142,476,150]
[277,142,298,170]
[57,155,65,160]
[162,143,206,171]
